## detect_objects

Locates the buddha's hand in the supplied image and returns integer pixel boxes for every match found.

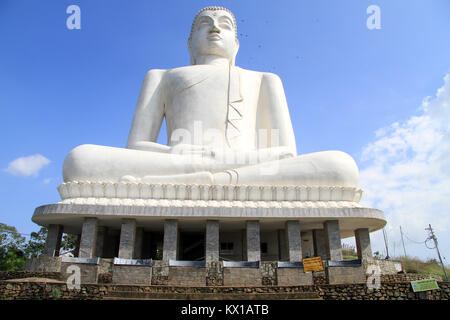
[169,144,215,157]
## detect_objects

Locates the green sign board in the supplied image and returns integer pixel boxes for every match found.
[410,279,439,292]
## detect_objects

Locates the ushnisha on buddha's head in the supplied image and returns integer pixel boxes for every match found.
[188,7,240,66]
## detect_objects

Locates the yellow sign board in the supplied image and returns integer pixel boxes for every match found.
[302,257,324,272]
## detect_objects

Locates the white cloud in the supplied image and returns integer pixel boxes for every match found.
[356,73,450,261]
[4,154,51,177]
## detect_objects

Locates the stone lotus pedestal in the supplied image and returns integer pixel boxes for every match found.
[33,182,385,240]
[29,181,386,286]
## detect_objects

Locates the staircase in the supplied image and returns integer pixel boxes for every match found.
[102,285,322,300]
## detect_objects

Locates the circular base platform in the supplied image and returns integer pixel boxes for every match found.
[33,199,386,238]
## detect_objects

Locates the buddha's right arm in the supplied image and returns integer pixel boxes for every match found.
[127,69,167,151]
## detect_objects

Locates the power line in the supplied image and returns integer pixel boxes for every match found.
[403,233,426,245]
[425,238,436,250]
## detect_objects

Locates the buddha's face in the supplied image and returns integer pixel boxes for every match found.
[189,10,239,64]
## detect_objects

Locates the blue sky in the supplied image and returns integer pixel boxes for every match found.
[1,0,450,262]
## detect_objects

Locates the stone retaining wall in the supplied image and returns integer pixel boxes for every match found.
[374,260,403,274]
[379,273,442,282]
[278,268,313,286]
[22,256,444,287]
[327,266,365,284]
[112,265,151,285]
[60,262,98,284]
[223,268,262,286]
[168,267,206,286]
[1,281,449,300]
[0,271,63,281]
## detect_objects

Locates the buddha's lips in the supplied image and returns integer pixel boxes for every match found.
[208,34,222,40]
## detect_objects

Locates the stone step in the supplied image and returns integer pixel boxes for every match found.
[103,291,321,300]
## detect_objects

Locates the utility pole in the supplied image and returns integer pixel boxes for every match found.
[382,227,390,259]
[425,224,448,281]
[400,226,407,257]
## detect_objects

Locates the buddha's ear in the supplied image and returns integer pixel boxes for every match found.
[187,39,196,65]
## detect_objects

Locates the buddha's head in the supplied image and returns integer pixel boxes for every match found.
[188,6,239,65]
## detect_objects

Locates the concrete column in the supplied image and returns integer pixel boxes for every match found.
[44,224,63,257]
[313,229,327,260]
[355,228,372,261]
[277,229,288,260]
[118,219,137,259]
[241,229,246,261]
[324,220,343,261]
[205,220,219,262]
[163,219,178,261]
[74,234,81,257]
[246,221,260,262]
[285,221,302,262]
[79,218,98,258]
[95,227,107,258]
[133,227,144,259]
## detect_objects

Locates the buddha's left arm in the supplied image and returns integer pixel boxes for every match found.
[256,72,297,157]
[127,69,169,152]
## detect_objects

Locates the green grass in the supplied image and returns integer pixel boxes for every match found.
[338,248,449,280]
[342,249,358,261]
[398,256,450,279]
[52,288,61,299]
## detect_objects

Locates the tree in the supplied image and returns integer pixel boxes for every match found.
[23,227,47,258]
[61,233,78,256]
[0,223,26,271]
[23,228,79,257]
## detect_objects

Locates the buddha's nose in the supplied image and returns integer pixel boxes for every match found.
[210,24,220,33]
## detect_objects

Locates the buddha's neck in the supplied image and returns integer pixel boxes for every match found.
[195,55,231,67]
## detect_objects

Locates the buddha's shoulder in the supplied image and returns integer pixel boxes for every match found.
[143,66,282,83]
[144,65,214,81]
[236,67,283,83]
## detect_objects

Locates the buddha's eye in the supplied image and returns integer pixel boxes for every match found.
[221,23,231,30]
[197,19,210,27]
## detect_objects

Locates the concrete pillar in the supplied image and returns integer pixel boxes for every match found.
[205,220,219,262]
[74,234,81,257]
[44,224,63,257]
[133,227,144,259]
[355,228,372,261]
[118,219,136,259]
[313,229,327,260]
[79,218,98,258]
[285,221,302,262]
[324,220,343,261]
[277,229,287,260]
[163,219,178,261]
[301,230,314,259]
[95,227,107,258]
[246,221,260,262]
[241,229,246,261]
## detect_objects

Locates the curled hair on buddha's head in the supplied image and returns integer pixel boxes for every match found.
[188,6,239,65]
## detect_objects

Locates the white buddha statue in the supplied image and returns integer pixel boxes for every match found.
[63,6,359,189]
